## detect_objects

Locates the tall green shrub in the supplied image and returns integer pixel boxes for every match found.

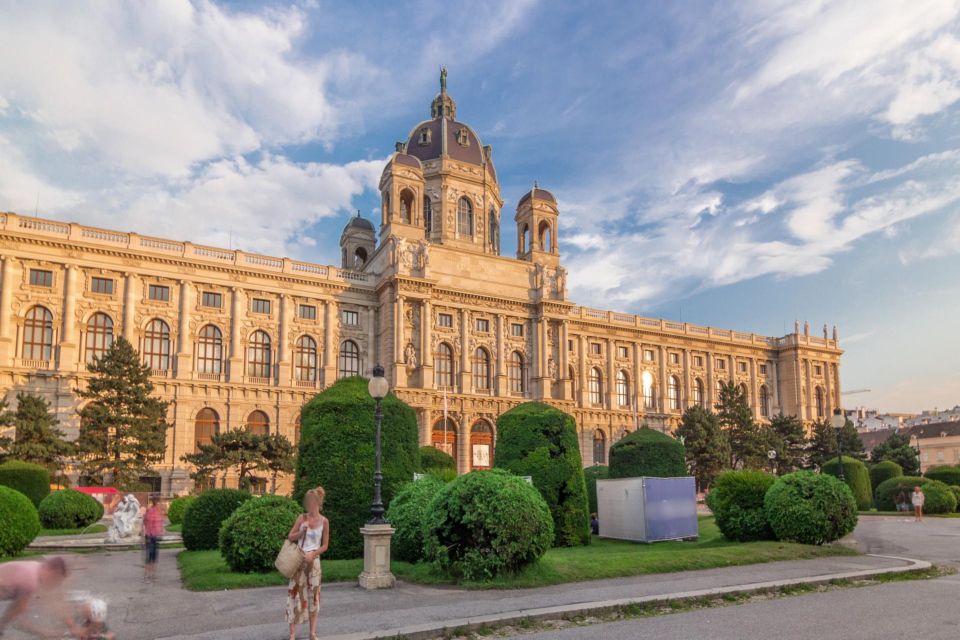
[385,476,445,562]
[419,446,455,472]
[874,476,926,512]
[950,486,960,512]
[869,460,902,496]
[423,469,554,580]
[494,402,590,547]
[0,485,40,557]
[167,495,196,525]
[608,427,686,479]
[219,495,302,572]
[583,465,609,515]
[822,455,872,510]
[0,460,51,506]
[924,465,960,486]
[38,489,104,529]
[917,480,957,514]
[294,377,420,559]
[705,470,776,541]
[181,489,251,550]
[764,471,858,545]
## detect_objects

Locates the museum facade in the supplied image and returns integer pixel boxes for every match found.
[0,79,843,494]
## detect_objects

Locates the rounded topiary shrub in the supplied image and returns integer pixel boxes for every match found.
[764,471,858,545]
[0,485,40,557]
[219,495,302,572]
[869,460,903,496]
[294,376,420,559]
[583,465,609,516]
[925,465,960,487]
[385,475,445,563]
[38,489,104,529]
[494,402,590,547]
[0,460,51,507]
[950,486,960,512]
[608,427,686,479]
[705,470,776,542]
[918,480,958,514]
[874,476,926,512]
[419,446,456,472]
[182,489,252,551]
[424,469,554,581]
[167,495,196,525]
[822,456,872,510]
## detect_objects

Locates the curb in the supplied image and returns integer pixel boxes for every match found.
[319,554,931,640]
[28,534,182,552]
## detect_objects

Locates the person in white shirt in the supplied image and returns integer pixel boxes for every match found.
[911,485,925,522]
[285,486,329,640]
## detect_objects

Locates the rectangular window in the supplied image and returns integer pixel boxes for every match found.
[669,352,680,365]
[738,361,748,373]
[644,349,655,362]
[475,318,490,332]
[759,363,768,375]
[814,364,823,376]
[91,277,114,295]
[693,355,704,367]
[716,359,726,370]
[438,313,453,328]
[568,340,574,352]
[29,269,53,287]
[937,450,945,462]
[298,304,317,320]
[510,323,524,337]
[251,298,271,314]
[202,292,222,308]
[148,284,170,302]
[342,310,360,326]
[618,346,629,358]
[590,343,602,355]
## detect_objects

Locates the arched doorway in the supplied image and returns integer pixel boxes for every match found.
[470,421,494,469]
[432,418,457,458]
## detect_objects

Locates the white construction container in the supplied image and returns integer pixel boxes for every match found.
[596,476,698,543]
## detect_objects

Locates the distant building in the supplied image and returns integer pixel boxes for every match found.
[848,407,912,432]
[906,405,960,427]
[859,422,960,473]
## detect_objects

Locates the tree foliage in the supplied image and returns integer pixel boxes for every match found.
[219,495,302,572]
[609,427,687,479]
[75,337,169,486]
[764,470,858,545]
[0,485,40,558]
[385,475,445,563]
[6,392,74,470]
[869,460,903,496]
[822,455,873,510]
[706,470,776,541]
[870,431,920,476]
[767,414,807,474]
[38,489,104,529]
[0,460,51,506]
[715,381,768,469]
[181,488,252,551]
[181,429,295,492]
[675,405,729,491]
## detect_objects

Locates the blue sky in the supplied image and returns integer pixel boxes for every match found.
[1,0,959,413]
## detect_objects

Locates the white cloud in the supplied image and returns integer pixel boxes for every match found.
[898,212,960,264]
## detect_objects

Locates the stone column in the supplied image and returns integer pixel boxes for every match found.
[459,308,469,393]
[682,349,691,410]
[368,304,378,376]
[122,273,137,342]
[706,351,715,409]
[749,358,759,418]
[322,300,337,386]
[458,412,471,474]
[176,280,193,379]
[632,342,641,428]
[772,360,782,415]
[422,300,434,389]
[277,294,291,385]
[578,335,587,406]
[559,320,571,400]
[393,294,406,386]
[0,256,13,361]
[605,338,615,409]
[59,265,78,368]
[658,346,667,414]
[493,314,505,395]
[228,287,244,382]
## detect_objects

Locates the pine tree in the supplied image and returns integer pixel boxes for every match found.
[675,405,730,491]
[263,433,296,494]
[715,381,770,469]
[870,431,920,475]
[76,336,169,486]
[807,418,837,470]
[181,429,295,493]
[768,413,807,474]
[0,398,13,459]
[838,420,866,460]
[8,392,74,469]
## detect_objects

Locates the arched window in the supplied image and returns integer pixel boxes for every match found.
[458,197,473,237]
[399,188,413,224]
[521,225,530,254]
[196,324,223,375]
[143,319,171,371]
[642,371,655,409]
[194,408,219,451]
[338,340,361,378]
[739,382,749,405]
[471,421,494,469]
[472,347,491,392]
[295,335,318,382]
[22,306,54,361]
[715,379,725,401]
[593,429,607,465]
[353,247,368,268]
[432,418,457,457]
[669,375,681,410]
[435,342,454,388]
[538,221,552,252]
[85,312,114,364]
[760,385,770,417]
[424,196,432,234]
[508,351,526,394]
[246,330,272,379]
[489,208,499,254]
[693,378,705,407]
[589,367,603,404]
[246,410,270,436]
[815,386,825,418]
[616,370,629,407]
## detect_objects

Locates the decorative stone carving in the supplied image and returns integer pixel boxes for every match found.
[547,357,558,381]
[106,494,142,543]
[404,342,418,371]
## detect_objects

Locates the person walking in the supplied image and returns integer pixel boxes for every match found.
[285,486,329,640]
[0,556,71,637]
[912,485,925,522]
[895,489,909,513]
[143,496,164,582]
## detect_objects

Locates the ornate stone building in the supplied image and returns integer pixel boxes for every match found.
[0,75,843,494]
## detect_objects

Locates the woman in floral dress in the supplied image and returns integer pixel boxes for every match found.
[285,486,329,640]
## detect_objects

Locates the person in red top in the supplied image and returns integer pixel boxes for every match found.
[142,496,164,582]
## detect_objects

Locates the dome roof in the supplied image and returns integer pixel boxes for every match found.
[518,187,556,206]
[344,215,374,232]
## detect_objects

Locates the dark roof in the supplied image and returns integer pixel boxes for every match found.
[860,428,897,452]
[907,421,960,439]
[518,187,556,206]
[393,153,422,169]
[345,216,374,232]
[405,118,493,170]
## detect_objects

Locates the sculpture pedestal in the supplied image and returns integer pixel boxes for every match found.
[358,524,396,590]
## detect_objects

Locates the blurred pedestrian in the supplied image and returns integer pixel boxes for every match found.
[285,486,329,640]
[143,495,164,581]
[590,513,599,535]
[896,489,909,513]
[0,556,70,637]
[75,596,113,640]
[912,485,925,522]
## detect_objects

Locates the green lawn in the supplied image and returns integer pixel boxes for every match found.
[166,524,182,532]
[178,518,858,591]
[38,524,108,536]
[859,510,960,518]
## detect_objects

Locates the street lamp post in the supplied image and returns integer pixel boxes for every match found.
[367,364,389,524]
[359,364,395,590]
[911,434,921,474]
[830,408,846,481]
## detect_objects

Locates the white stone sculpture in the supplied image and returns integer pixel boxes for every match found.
[106,494,142,542]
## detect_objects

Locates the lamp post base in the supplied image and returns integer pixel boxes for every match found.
[358,523,396,590]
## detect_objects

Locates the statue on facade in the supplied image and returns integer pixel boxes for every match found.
[440,65,447,92]
[555,267,567,297]
[106,494,142,543]
[404,342,418,371]
[547,357,558,381]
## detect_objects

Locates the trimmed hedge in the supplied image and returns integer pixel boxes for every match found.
[167,495,196,525]
[385,475,445,563]
[419,446,456,472]
[924,465,960,487]
[424,469,554,580]
[0,460,51,507]
[705,470,776,542]
[950,486,960,512]
[0,485,40,557]
[869,460,903,496]
[874,476,926,512]
[294,377,420,559]
[608,427,686,479]
[764,471,858,545]
[182,489,252,551]
[494,402,590,547]
[38,489,104,529]
[918,480,958,514]
[583,465,609,516]
[822,455,872,510]
[219,495,303,573]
